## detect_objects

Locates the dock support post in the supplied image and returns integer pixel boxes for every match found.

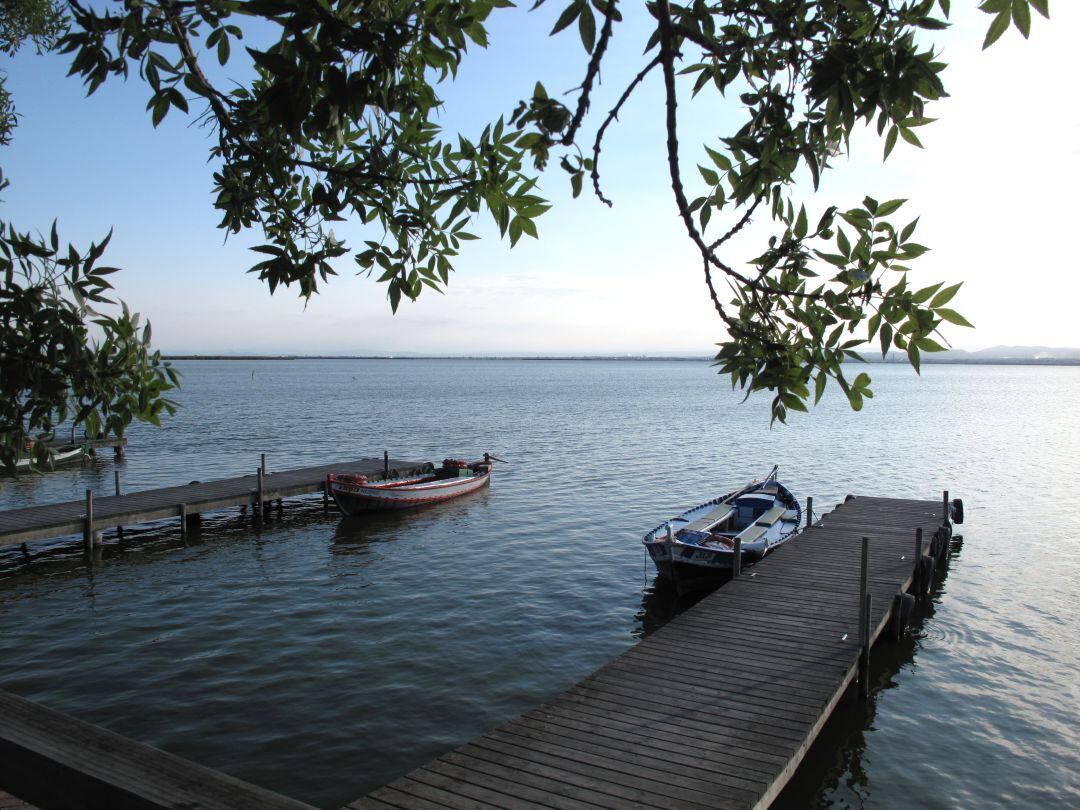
[261,453,267,477]
[384,450,389,478]
[732,538,742,579]
[859,592,872,698]
[114,471,124,540]
[179,503,188,540]
[942,490,950,524]
[913,528,923,596]
[83,489,94,553]
[256,468,264,524]
[858,536,869,638]
[857,535,870,696]
[806,496,813,527]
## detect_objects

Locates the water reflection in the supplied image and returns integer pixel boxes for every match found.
[773,534,963,808]
[330,486,492,549]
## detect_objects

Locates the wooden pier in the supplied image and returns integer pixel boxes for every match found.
[350,494,955,810]
[0,494,957,809]
[0,689,315,810]
[0,456,430,550]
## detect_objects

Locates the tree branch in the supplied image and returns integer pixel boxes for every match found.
[591,55,661,206]
[561,0,619,147]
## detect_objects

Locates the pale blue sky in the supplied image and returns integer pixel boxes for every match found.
[2,3,1076,354]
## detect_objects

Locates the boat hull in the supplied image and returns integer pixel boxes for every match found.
[328,468,491,515]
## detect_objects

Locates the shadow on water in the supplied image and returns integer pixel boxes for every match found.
[772,534,965,809]
[0,495,335,585]
[329,486,491,550]
[634,574,720,638]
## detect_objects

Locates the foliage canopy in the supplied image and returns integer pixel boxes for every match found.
[0,0,177,472]
[0,0,1052,467]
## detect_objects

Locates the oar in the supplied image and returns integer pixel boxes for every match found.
[485,453,510,463]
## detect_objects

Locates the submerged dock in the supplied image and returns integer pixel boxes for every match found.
[0,494,957,809]
[350,495,955,810]
[0,455,430,550]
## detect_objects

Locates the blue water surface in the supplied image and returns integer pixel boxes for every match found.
[1,360,1077,808]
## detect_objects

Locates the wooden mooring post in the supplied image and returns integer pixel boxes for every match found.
[913,527,924,596]
[83,489,93,553]
[943,489,950,522]
[114,471,124,540]
[732,537,742,579]
[383,450,389,478]
[179,503,188,540]
[806,496,813,527]
[256,467,265,524]
[857,535,870,698]
[859,592,873,698]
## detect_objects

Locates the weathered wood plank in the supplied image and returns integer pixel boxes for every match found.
[0,689,316,810]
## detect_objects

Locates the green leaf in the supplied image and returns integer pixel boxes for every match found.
[929,282,962,308]
[571,171,583,198]
[884,125,899,159]
[899,127,923,148]
[836,228,851,258]
[705,145,732,171]
[983,11,1011,48]
[1012,0,1031,37]
[907,342,922,374]
[578,5,596,52]
[550,2,582,35]
[814,371,827,405]
[880,322,893,357]
[916,337,946,352]
[876,199,906,217]
[794,206,808,240]
[936,308,974,327]
[900,218,919,243]
[1030,0,1049,19]
[912,282,942,304]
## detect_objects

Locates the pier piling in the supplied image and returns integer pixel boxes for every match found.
[83,490,93,553]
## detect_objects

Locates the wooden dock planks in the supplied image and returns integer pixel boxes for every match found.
[347,495,949,810]
[0,689,317,810]
[0,457,430,547]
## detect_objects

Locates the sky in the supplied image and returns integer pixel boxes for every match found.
[2,2,1077,356]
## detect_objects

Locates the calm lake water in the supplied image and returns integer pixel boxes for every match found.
[1,359,1078,808]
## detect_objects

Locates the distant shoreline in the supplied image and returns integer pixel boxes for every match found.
[161,354,1080,366]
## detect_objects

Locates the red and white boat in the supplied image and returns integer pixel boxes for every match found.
[327,455,497,515]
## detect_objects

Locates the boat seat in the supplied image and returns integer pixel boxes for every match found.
[753,503,788,527]
[736,503,787,545]
[682,505,734,535]
[737,523,771,545]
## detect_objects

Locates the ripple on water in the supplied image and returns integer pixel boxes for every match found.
[1,360,1079,808]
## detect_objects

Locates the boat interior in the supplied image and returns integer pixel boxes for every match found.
[678,489,794,547]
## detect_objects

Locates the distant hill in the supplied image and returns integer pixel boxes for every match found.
[868,346,1080,365]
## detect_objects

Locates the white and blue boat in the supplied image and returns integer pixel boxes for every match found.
[643,466,801,591]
